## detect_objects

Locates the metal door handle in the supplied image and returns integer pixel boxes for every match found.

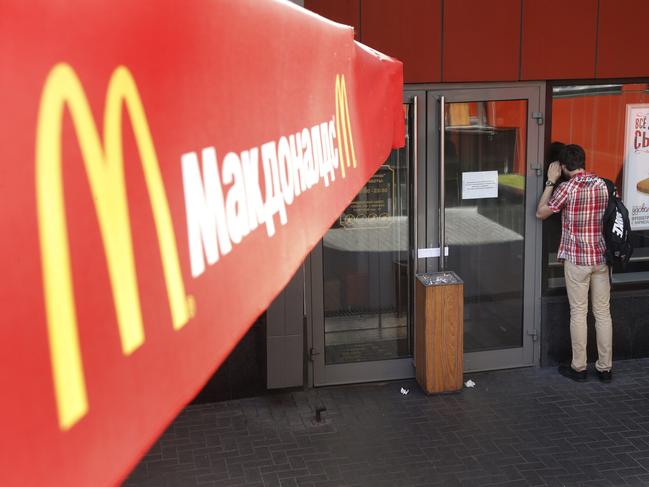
[412,96,418,273]
[439,96,446,270]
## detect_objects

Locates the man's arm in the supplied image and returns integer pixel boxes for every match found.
[536,185,556,220]
[536,161,562,220]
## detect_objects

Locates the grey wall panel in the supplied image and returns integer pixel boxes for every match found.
[285,270,304,336]
[267,266,304,388]
[267,335,304,388]
[266,296,283,338]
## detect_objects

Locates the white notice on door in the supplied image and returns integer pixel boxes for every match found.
[461,170,499,200]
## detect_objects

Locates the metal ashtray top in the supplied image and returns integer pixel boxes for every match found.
[416,271,463,286]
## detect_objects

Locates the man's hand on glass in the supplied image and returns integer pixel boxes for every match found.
[548,161,562,184]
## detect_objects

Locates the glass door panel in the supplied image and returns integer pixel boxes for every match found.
[323,156,410,364]
[444,99,527,353]
[428,86,543,371]
[311,94,422,386]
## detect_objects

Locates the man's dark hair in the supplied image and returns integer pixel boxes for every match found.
[559,144,586,171]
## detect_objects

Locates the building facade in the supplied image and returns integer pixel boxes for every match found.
[196,0,649,401]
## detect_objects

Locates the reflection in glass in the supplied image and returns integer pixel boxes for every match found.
[548,83,649,289]
[322,107,411,365]
[444,100,528,352]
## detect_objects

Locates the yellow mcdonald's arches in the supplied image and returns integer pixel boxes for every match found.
[334,74,357,179]
[36,64,191,430]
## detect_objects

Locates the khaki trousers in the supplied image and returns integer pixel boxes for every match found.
[564,260,613,372]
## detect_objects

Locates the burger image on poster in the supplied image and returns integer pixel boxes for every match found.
[637,176,649,194]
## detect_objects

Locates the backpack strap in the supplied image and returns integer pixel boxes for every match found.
[601,177,616,198]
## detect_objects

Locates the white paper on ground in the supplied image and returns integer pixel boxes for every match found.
[464,379,476,388]
[400,387,409,395]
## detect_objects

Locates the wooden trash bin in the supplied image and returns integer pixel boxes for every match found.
[415,272,464,394]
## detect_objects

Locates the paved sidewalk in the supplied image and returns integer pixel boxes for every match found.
[125,359,649,487]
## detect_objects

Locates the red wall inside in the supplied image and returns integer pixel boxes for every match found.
[460,101,528,174]
[305,0,649,84]
[552,85,649,194]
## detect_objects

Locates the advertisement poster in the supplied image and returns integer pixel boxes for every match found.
[624,104,649,230]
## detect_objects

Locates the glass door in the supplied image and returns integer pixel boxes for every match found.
[310,93,423,386]
[426,86,543,371]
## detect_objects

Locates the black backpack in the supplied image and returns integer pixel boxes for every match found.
[601,178,633,267]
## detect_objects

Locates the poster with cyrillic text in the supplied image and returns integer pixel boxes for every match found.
[624,104,649,230]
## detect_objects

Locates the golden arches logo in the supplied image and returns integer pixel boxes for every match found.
[335,74,357,178]
[36,64,192,430]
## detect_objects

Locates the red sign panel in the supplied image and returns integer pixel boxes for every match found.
[0,1,403,485]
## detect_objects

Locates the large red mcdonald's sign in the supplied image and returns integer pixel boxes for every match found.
[0,1,403,485]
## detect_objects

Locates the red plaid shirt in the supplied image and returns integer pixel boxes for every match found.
[548,172,608,266]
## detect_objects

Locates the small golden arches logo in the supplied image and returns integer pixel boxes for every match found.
[335,74,357,178]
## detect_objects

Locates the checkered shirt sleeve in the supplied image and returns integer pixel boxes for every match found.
[547,181,569,213]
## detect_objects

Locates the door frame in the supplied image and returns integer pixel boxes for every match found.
[422,82,545,372]
[305,83,546,387]
[306,91,425,387]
